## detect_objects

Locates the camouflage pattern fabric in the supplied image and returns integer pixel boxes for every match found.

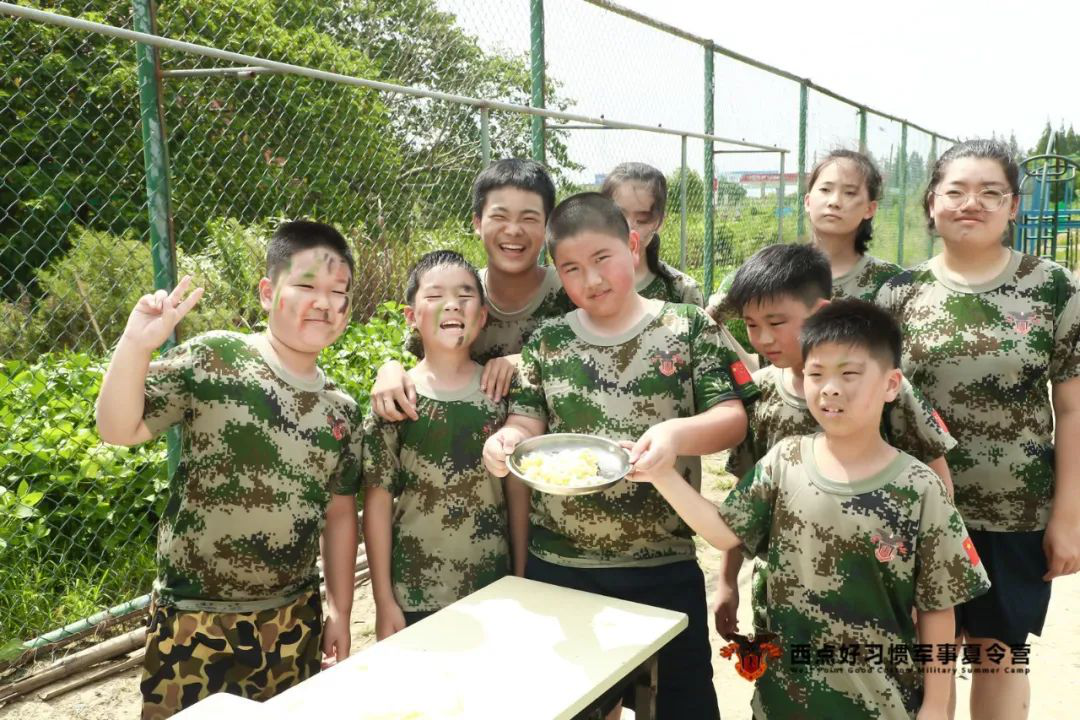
[142,331,362,612]
[832,253,903,301]
[406,265,575,363]
[140,590,322,719]
[718,436,990,719]
[726,364,957,631]
[363,367,510,611]
[636,262,705,306]
[704,269,736,320]
[510,300,757,567]
[727,364,956,480]
[877,251,1080,531]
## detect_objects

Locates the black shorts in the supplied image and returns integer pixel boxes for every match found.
[403,610,435,626]
[525,554,720,720]
[954,528,1052,646]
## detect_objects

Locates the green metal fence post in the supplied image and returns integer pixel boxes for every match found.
[679,134,688,271]
[133,0,180,476]
[927,134,937,258]
[897,122,908,266]
[858,107,867,155]
[796,81,808,238]
[529,0,545,164]
[777,151,786,242]
[703,44,715,297]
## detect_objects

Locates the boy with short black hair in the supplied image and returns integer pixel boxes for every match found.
[371,159,571,418]
[96,220,361,718]
[483,192,755,720]
[713,243,956,638]
[363,250,510,638]
[633,299,990,719]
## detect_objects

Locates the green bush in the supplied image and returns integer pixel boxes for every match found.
[0,352,167,647]
[321,300,416,410]
[0,298,412,648]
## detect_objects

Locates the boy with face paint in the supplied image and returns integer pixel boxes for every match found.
[369,159,572,421]
[362,250,510,640]
[96,220,361,719]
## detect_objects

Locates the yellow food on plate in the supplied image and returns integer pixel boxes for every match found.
[518,448,605,487]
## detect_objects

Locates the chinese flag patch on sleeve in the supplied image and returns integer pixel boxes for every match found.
[730,360,752,387]
[962,536,981,566]
[931,409,949,434]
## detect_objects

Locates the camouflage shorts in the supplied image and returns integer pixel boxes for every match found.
[140,590,322,720]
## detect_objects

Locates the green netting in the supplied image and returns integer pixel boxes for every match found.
[0,0,957,670]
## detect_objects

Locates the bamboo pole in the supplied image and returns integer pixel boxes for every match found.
[0,627,146,703]
[37,651,145,701]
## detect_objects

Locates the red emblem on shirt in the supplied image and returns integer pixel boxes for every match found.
[327,414,346,441]
[720,632,782,682]
[931,410,949,434]
[654,352,685,377]
[730,360,752,387]
[1006,311,1034,335]
[872,531,909,563]
[962,536,981,566]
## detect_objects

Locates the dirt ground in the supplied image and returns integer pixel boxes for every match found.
[3,454,1078,719]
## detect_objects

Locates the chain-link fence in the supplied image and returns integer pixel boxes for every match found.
[0,0,956,683]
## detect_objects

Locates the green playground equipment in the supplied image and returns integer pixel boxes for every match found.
[1015,133,1079,269]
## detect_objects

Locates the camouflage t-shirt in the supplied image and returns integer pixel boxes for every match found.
[362,367,509,611]
[636,262,705,306]
[142,331,362,612]
[727,364,956,480]
[406,265,575,363]
[832,253,904,301]
[727,363,958,632]
[877,251,1080,531]
[510,300,758,567]
[718,435,990,720]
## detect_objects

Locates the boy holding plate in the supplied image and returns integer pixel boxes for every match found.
[482,193,756,720]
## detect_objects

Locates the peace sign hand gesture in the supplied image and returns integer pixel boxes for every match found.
[122,275,204,352]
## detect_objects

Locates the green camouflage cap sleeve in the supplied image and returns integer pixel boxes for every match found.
[1050,287,1080,384]
[143,338,199,436]
[507,332,549,423]
[637,263,705,306]
[716,448,779,558]
[882,377,957,463]
[328,402,364,496]
[704,269,736,318]
[689,306,757,410]
[913,470,991,612]
[362,410,401,495]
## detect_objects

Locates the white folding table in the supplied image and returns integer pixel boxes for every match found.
[267,575,688,719]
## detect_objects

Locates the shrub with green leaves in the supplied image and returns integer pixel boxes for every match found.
[0,352,167,645]
[0,298,412,647]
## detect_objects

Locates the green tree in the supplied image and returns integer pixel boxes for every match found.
[316,0,580,226]
[666,168,706,215]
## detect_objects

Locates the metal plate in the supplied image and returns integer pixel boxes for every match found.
[507,433,632,496]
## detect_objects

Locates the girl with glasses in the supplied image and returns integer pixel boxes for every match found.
[877,138,1080,719]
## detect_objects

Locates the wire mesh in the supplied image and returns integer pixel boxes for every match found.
[0,0,958,677]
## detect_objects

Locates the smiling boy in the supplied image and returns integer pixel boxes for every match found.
[96,221,362,718]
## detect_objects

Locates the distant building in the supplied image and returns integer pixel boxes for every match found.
[721,170,799,199]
